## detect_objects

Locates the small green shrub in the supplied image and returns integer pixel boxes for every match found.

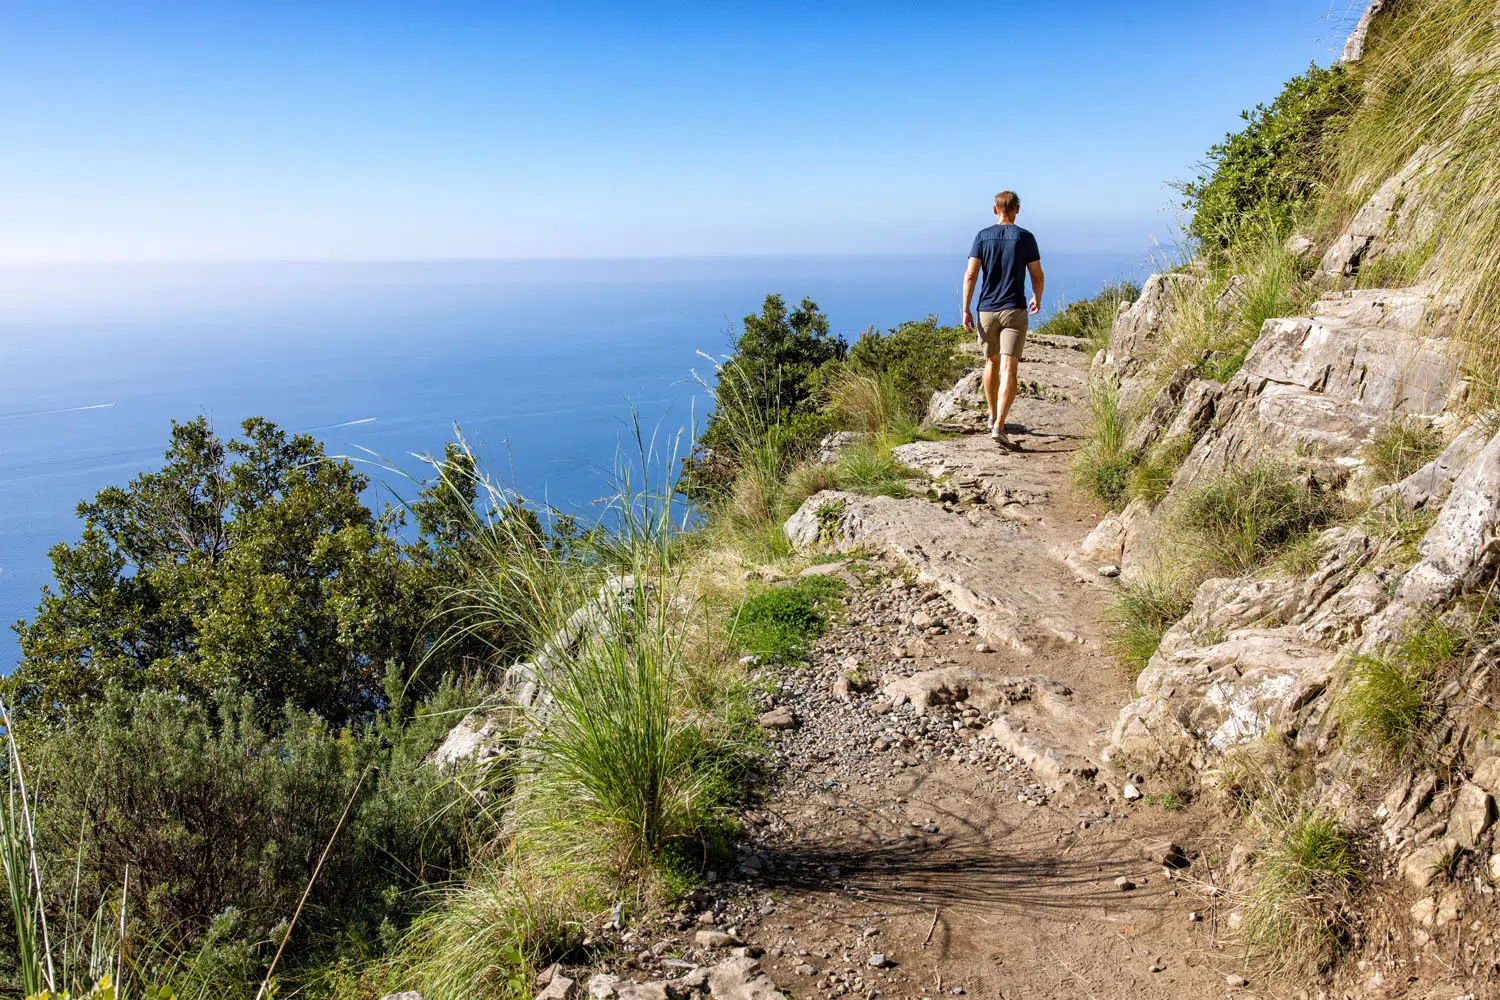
[1126,434,1196,505]
[838,317,968,420]
[1105,576,1195,676]
[1072,378,1133,507]
[1033,282,1140,357]
[1363,420,1442,485]
[731,576,843,663]
[778,461,841,519]
[1171,462,1332,571]
[1242,811,1361,974]
[1355,237,1438,289]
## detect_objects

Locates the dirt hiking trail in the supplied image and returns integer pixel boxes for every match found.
[732,335,1247,1000]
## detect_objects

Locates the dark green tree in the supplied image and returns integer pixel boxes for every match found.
[6,417,506,725]
[682,295,846,496]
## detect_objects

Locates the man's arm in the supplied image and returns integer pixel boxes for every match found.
[962,257,981,333]
[1027,260,1044,315]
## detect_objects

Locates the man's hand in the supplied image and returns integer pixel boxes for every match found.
[1027,295,1040,316]
[962,311,975,334]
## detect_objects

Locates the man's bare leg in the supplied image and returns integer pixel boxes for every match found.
[995,354,1020,433]
[982,356,1001,427]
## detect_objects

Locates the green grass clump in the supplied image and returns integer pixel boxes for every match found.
[1126,434,1196,505]
[1033,282,1140,357]
[1105,576,1195,676]
[1171,462,1332,571]
[1242,811,1361,974]
[1072,378,1133,507]
[731,575,843,663]
[1354,237,1437,289]
[834,440,918,499]
[1336,611,1467,766]
[1363,419,1442,485]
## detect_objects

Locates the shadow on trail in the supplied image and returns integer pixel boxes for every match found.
[751,825,1145,918]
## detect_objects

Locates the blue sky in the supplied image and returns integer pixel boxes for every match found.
[0,1,1365,263]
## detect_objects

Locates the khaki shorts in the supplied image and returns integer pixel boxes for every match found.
[978,308,1028,360]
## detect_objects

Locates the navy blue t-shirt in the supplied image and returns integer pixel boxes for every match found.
[968,224,1040,311]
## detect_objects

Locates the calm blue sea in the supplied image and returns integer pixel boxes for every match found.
[0,253,1146,669]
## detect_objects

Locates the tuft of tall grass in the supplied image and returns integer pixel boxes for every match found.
[1126,434,1196,505]
[386,856,585,1000]
[1335,610,1468,766]
[1170,461,1333,571]
[1104,575,1195,676]
[1362,419,1442,486]
[1071,377,1133,507]
[1324,0,1500,407]
[1241,811,1361,975]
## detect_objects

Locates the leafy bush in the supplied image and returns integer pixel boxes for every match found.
[839,318,968,420]
[1363,420,1442,485]
[1071,378,1133,507]
[1105,576,1195,676]
[13,685,482,991]
[1033,282,1139,357]
[731,576,843,663]
[1170,462,1332,571]
[1182,63,1357,253]
[1243,812,1361,974]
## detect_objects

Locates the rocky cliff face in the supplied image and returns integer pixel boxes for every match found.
[1079,9,1500,965]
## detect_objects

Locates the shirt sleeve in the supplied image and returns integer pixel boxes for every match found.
[1021,231,1040,264]
[968,232,982,259]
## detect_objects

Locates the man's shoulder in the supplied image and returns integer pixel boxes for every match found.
[972,224,1002,242]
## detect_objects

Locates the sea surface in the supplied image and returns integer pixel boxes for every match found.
[0,253,1148,670]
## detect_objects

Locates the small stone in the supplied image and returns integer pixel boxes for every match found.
[796,964,817,976]
[1146,839,1190,868]
[758,707,797,730]
[1113,876,1136,891]
[694,930,740,949]
[867,953,889,968]
[697,910,718,925]
[1148,963,1165,973]
[1490,853,1500,880]
[923,823,940,834]
[1188,911,1202,922]
[1098,565,1121,578]
[588,974,621,1000]
[1450,783,1494,849]
[1400,838,1459,889]
[1225,974,1248,988]
[974,643,990,653]
[536,975,577,1000]
[1121,784,1142,801]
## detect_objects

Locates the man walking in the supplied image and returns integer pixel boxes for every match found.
[962,191,1043,449]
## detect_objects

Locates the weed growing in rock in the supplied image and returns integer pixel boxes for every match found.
[1126,434,1196,505]
[1242,811,1361,975]
[1171,462,1332,571]
[1336,611,1469,767]
[1072,377,1132,507]
[835,439,919,499]
[1104,576,1195,676]
[1363,420,1442,485]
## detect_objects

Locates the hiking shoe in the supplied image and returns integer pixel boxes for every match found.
[992,425,1016,449]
